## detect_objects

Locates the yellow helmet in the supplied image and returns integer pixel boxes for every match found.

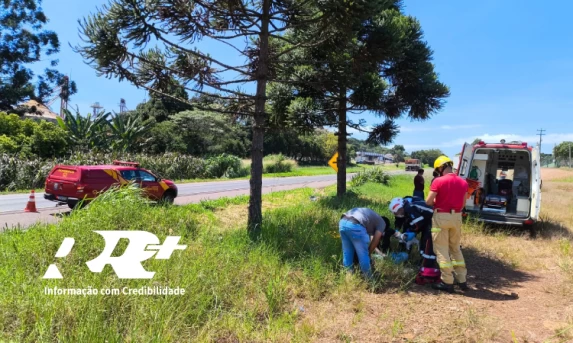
[434,155,453,169]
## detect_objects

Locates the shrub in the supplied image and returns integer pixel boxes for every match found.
[0,113,69,158]
[0,152,250,192]
[263,154,297,174]
[350,168,391,187]
[204,154,246,178]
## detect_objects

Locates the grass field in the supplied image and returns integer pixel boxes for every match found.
[0,173,412,342]
[2,169,572,342]
[176,162,401,183]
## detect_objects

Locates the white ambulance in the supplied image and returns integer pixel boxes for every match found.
[456,139,541,227]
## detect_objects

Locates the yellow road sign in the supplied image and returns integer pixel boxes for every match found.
[328,152,338,172]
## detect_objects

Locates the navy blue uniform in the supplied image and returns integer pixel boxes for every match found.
[394,197,437,267]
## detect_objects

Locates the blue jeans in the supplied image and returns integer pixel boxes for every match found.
[339,219,372,278]
[413,190,425,200]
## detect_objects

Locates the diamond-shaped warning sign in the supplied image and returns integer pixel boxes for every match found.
[328,152,338,172]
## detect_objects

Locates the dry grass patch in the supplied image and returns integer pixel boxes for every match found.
[541,168,573,181]
[210,187,321,232]
[301,291,503,343]
[462,225,550,271]
[537,169,573,296]
[215,204,249,230]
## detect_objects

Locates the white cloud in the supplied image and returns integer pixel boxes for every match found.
[401,133,573,153]
[474,133,573,146]
[402,142,463,151]
[399,124,483,132]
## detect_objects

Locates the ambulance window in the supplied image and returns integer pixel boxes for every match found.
[459,159,468,176]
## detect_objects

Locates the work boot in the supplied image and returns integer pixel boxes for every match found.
[432,282,454,293]
[456,282,469,291]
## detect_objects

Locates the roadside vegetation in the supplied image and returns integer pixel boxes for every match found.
[0,112,406,192]
[3,170,572,342]
[0,148,400,192]
[0,171,399,342]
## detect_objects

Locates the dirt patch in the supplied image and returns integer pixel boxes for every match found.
[299,267,573,342]
[541,167,573,181]
[295,174,573,342]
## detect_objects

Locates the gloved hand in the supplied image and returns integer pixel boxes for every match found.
[405,237,419,251]
[400,232,416,242]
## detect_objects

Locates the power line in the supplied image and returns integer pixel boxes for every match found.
[537,128,546,153]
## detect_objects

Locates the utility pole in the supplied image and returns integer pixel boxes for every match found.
[537,129,546,154]
[569,142,573,168]
[59,76,69,119]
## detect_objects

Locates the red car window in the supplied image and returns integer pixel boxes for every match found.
[120,170,138,181]
[137,170,157,182]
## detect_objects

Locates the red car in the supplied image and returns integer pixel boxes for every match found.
[44,160,178,209]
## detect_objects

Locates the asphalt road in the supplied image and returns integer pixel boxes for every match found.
[0,174,350,214]
[0,171,411,230]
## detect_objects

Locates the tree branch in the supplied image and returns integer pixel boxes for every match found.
[274,36,330,59]
[140,15,251,77]
[211,78,255,86]
[188,0,261,31]
[122,50,254,98]
[139,81,255,117]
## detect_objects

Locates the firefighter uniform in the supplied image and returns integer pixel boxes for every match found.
[393,197,436,267]
[428,156,469,291]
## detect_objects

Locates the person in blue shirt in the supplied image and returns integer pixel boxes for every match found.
[340,208,411,278]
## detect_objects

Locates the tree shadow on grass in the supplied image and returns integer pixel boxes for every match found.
[390,246,535,301]
[532,218,573,240]
[466,217,573,241]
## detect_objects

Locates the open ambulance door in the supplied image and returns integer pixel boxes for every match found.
[530,147,541,221]
[456,143,474,180]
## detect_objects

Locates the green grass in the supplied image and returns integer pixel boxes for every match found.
[175,164,398,183]
[554,177,573,183]
[259,163,399,178]
[0,160,404,195]
[0,189,31,195]
[0,175,416,342]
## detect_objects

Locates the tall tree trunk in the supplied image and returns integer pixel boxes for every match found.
[337,90,347,197]
[248,0,270,238]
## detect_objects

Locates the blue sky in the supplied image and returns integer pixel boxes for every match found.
[32,0,573,157]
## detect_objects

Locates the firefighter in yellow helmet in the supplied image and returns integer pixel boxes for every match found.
[425,155,470,293]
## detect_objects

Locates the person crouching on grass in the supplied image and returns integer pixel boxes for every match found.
[340,208,409,278]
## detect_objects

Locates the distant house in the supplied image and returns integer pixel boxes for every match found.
[18,100,60,124]
[356,151,393,164]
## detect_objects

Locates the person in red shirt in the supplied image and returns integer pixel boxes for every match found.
[426,155,470,293]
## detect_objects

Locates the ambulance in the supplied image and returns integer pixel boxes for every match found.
[456,140,541,227]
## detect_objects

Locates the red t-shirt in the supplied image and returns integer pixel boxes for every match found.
[430,173,469,212]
